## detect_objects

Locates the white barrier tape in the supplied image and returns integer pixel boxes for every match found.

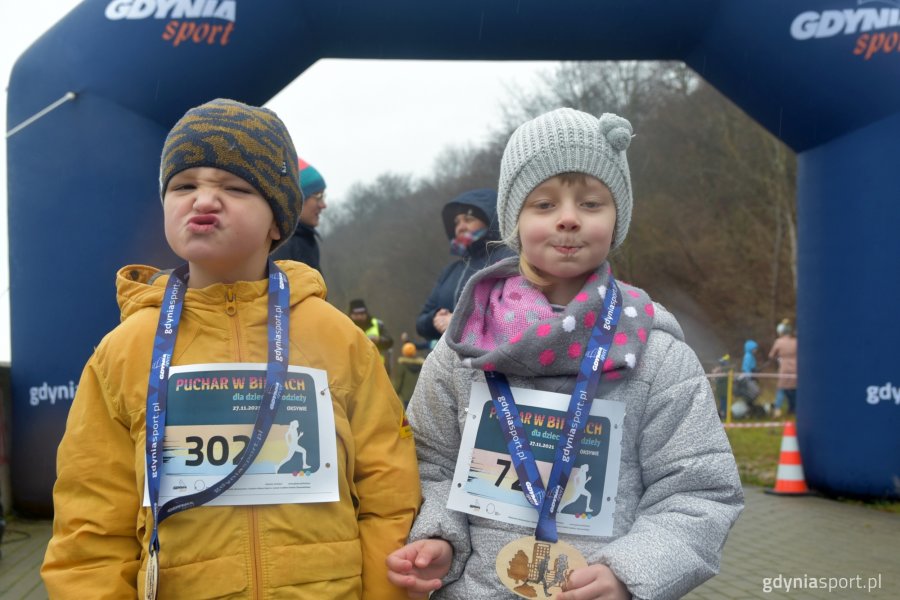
[722,421,789,429]
[705,373,796,379]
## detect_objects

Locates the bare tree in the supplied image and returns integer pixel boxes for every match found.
[320,61,797,363]
[499,61,698,132]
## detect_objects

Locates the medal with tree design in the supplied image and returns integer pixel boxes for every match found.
[495,536,587,598]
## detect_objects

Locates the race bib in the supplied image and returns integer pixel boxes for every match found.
[143,363,338,507]
[447,382,624,536]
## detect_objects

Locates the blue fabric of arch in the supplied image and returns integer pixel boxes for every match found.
[7,0,899,513]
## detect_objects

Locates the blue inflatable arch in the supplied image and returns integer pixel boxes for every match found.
[7,0,900,513]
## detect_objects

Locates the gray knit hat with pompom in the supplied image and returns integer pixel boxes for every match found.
[497,108,634,252]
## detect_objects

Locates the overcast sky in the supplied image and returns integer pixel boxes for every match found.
[1,1,557,363]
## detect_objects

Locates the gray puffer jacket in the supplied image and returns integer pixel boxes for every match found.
[406,262,743,600]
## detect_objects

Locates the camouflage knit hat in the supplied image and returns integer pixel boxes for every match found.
[160,98,302,252]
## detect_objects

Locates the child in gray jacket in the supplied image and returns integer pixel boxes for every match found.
[387,108,743,600]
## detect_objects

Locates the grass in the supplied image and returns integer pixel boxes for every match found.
[725,426,782,489]
[725,423,900,513]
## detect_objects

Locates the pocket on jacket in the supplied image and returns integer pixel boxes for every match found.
[154,554,247,599]
[269,538,362,588]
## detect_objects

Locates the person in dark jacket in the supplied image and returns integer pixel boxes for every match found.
[271,158,327,274]
[415,189,514,342]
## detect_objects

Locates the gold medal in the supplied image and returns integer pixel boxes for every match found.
[144,550,159,600]
[495,536,588,598]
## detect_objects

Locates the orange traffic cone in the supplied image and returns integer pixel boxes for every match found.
[765,421,812,496]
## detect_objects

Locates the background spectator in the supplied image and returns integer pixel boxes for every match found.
[769,318,798,417]
[272,158,327,275]
[349,299,394,373]
[416,189,513,342]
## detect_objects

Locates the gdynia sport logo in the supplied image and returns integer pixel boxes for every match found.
[105,0,237,47]
[790,0,900,60]
[866,382,900,405]
[29,381,78,407]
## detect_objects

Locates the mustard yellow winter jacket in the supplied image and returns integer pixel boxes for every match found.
[42,261,420,599]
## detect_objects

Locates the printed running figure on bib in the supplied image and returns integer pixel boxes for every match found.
[276,419,312,472]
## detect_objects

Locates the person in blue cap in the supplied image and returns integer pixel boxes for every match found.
[272,157,327,275]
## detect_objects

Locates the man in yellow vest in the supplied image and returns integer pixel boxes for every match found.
[349,299,394,374]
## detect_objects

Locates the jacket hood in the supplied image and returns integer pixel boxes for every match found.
[441,188,501,242]
[116,260,327,321]
[744,340,758,353]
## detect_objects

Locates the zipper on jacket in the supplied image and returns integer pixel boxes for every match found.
[226,285,258,594]
[249,507,263,599]
[225,287,244,361]
[225,287,237,316]
[453,258,473,305]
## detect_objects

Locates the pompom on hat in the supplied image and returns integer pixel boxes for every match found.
[159,98,302,252]
[497,108,634,252]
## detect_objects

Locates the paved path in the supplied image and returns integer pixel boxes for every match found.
[1,486,897,599]
[0,517,52,599]
[687,487,899,599]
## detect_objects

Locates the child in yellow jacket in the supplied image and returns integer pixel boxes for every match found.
[42,99,420,599]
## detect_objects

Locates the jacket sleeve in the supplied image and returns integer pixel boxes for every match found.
[41,354,143,599]
[597,336,744,600]
[415,264,455,341]
[415,292,442,340]
[405,341,472,584]
[346,342,421,599]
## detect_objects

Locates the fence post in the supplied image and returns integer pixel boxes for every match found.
[725,369,734,424]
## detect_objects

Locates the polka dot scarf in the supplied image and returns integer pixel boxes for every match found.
[447,257,654,379]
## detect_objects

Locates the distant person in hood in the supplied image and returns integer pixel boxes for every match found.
[415,189,514,342]
[735,339,762,413]
[271,157,327,275]
[742,339,759,373]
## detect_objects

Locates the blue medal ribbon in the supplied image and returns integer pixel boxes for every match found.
[485,275,622,543]
[144,260,290,560]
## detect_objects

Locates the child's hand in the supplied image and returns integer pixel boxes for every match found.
[386,539,453,598]
[553,563,631,600]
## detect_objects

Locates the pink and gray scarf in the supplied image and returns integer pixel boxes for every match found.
[446,257,655,379]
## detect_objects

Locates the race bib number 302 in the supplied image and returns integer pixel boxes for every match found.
[142,363,338,507]
[447,382,624,537]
